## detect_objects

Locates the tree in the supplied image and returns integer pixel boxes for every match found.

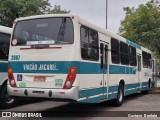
[0,0,70,27]
[119,0,160,58]
[49,5,70,14]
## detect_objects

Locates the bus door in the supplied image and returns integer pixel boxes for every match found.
[137,55,142,90]
[100,42,108,100]
[152,59,156,87]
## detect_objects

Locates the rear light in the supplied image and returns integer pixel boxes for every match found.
[8,67,17,87]
[63,67,77,89]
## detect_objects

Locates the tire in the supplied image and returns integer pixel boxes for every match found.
[0,84,17,108]
[114,83,124,107]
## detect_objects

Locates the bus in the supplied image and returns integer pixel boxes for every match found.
[8,14,156,106]
[0,25,16,108]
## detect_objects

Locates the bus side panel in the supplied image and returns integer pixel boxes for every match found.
[108,65,138,99]
[141,68,152,91]
[78,62,101,103]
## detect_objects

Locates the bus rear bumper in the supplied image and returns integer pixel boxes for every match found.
[7,85,79,101]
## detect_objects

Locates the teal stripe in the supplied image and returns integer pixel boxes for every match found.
[109,65,136,74]
[141,82,149,91]
[108,93,117,100]
[79,93,118,103]
[0,62,8,72]
[79,62,107,74]
[79,87,107,99]
[78,82,149,103]
[125,89,138,96]
[9,61,136,74]
[125,83,139,89]
[126,39,141,49]
[79,87,101,99]
[79,96,100,103]
[9,61,105,74]
[108,86,118,92]
[142,82,148,86]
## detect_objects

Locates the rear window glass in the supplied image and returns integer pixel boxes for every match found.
[12,17,74,46]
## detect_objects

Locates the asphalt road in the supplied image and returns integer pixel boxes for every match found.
[0,80,160,120]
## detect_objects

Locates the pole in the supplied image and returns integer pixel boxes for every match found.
[106,0,108,29]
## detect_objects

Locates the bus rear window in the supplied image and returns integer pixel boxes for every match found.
[12,17,74,46]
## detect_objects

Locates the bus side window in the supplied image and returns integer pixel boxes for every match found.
[120,42,129,65]
[142,51,148,68]
[148,53,152,69]
[129,46,137,66]
[80,25,99,61]
[81,26,89,59]
[111,38,120,64]
[89,30,98,60]
[0,44,9,60]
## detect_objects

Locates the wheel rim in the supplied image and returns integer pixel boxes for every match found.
[119,87,123,102]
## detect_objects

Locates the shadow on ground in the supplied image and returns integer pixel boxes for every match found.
[33,93,147,117]
[0,99,44,110]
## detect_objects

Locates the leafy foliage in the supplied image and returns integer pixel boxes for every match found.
[119,0,160,58]
[49,5,70,14]
[0,0,70,27]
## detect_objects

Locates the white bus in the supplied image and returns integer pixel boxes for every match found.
[0,25,16,108]
[8,14,156,106]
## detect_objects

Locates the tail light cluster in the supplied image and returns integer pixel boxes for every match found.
[63,67,77,89]
[8,67,17,87]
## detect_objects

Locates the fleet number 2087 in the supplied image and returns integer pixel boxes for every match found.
[11,55,20,60]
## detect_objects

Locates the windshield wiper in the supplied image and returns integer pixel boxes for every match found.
[57,18,66,43]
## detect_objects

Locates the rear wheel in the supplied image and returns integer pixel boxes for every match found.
[0,84,16,108]
[114,83,124,107]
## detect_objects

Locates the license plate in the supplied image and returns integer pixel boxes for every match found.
[34,76,46,82]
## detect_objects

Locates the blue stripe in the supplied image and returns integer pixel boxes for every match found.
[79,62,107,74]
[79,93,118,103]
[79,96,100,103]
[108,86,118,92]
[78,82,149,103]
[125,83,139,89]
[126,39,141,49]
[9,61,104,74]
[9,61,137,74]
[79,87,101,99]
[142,82,148,86]
[108,93,117,100]
[109,65,136,74]
[0,62,8,72]
[141,82,149,91]
[125,89,138,96]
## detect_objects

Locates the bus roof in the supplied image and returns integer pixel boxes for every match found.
[0,25,12,34]
[14,14,151,53]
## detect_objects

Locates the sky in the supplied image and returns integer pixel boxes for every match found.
[50,0,149,33]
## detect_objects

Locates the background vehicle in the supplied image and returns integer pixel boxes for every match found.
[8,14,156,106]
[0,25,16,108]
